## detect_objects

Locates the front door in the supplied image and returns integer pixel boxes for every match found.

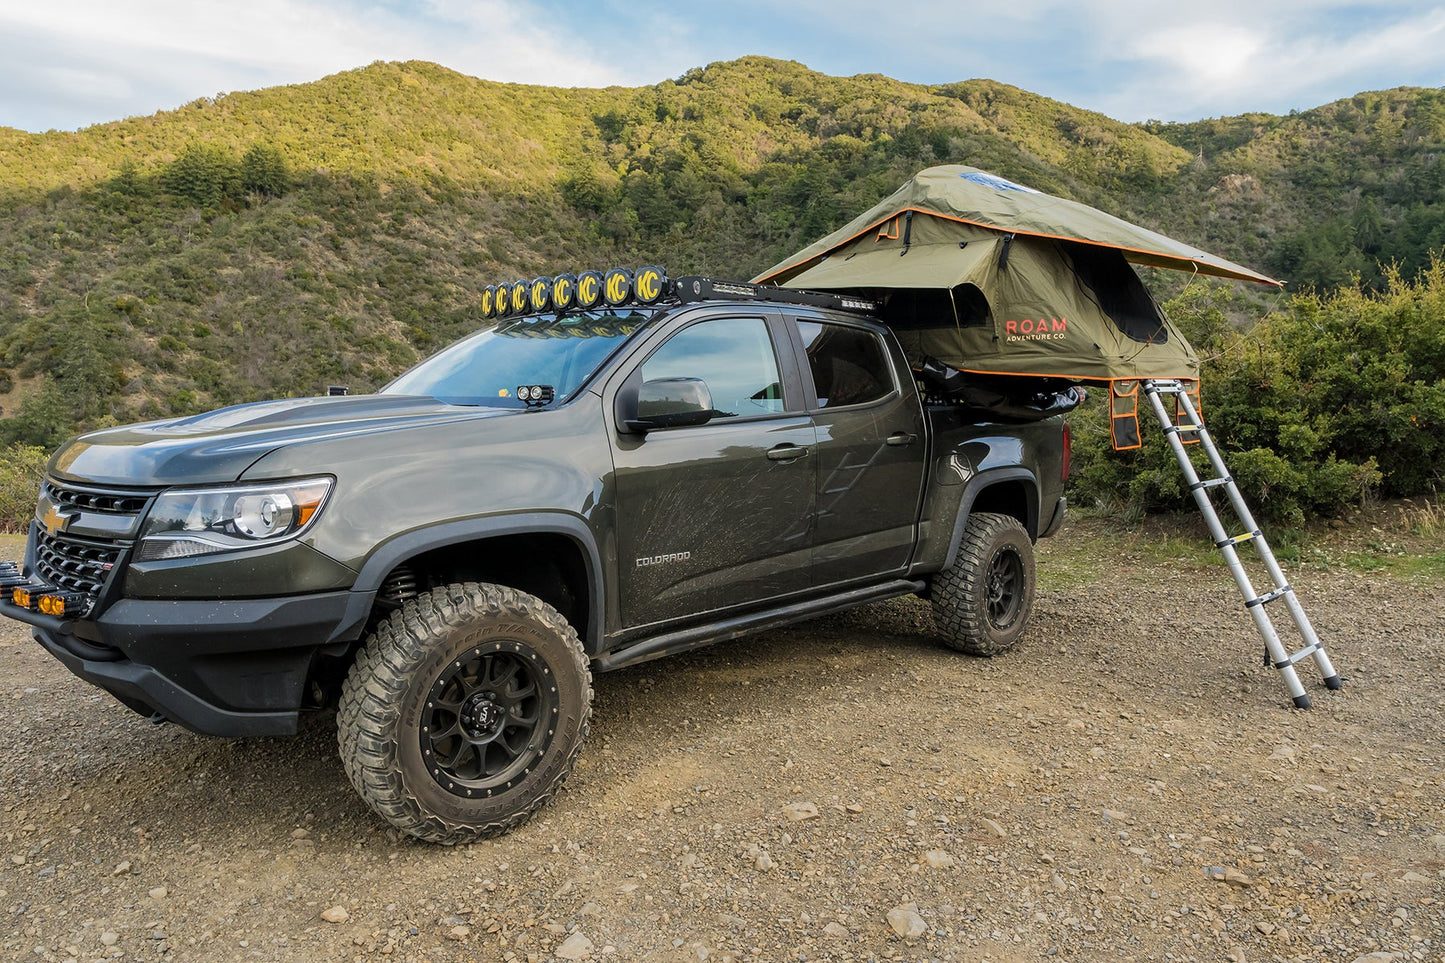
[611,313,815,628]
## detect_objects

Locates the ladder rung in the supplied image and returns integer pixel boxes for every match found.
[1246,585,1291,608]
[1163,423,1202,436]
[1215,530,1261,549]
[1273,641,1321,669]
[1189,476,1232,491]
[1144,382,1184,394]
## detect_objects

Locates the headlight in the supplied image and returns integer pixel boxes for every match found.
[135,477,332,562]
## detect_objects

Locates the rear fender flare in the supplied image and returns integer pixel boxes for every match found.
[941,468,1039,571]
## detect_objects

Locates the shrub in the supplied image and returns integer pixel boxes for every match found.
[1068,259,1444,521]
[0,443,47,533]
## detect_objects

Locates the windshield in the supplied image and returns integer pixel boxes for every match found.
[382,311,651,407]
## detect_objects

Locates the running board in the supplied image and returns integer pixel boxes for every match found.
[594,579,926,671]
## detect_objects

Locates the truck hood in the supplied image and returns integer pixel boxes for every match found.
[49,395,507,487]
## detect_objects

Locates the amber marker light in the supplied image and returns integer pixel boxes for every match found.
[12,588,31,608]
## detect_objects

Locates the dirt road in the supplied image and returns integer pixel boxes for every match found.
[2,517,1442,962]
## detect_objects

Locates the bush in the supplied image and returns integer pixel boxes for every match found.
[1066,259,1445,523]
[0,443,47,533]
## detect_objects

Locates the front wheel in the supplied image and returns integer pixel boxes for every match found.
[337,582,592,844]
[930,512,1036,656]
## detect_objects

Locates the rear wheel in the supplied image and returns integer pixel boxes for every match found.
[337,582,592,844]
[930,512,1036,656]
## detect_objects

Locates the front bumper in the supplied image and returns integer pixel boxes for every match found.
[2,591,368,736]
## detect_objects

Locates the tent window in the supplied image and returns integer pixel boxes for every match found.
[882,284,992,330]
[1061,242,1168,345]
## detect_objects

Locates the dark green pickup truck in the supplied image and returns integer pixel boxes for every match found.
[0,271,1069,843]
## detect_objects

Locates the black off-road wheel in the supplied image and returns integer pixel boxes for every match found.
[337,582,592,844]
[930,512,1036,656]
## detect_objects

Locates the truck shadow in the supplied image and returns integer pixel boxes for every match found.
[7,596,955,844]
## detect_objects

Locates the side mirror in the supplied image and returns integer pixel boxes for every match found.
[619,377,714,433]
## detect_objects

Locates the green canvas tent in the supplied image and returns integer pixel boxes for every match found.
[753,165,1280,385]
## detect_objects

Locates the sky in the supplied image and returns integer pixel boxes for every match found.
[1,0,1442,133]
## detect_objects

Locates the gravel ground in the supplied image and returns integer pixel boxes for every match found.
[1,515,1442,963]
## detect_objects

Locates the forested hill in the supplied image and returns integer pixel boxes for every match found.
[0,57,1441,446]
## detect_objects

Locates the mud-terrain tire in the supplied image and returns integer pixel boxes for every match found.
[930,512,1036,656]
[337,582,592,844]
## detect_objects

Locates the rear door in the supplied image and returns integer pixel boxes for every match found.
[609,309,816,628]
[788,314,928,586]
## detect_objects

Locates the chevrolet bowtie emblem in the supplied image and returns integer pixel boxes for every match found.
[41,504,76,536]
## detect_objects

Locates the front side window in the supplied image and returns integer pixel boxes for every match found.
[640,317,784,420]
[798,321,893,409]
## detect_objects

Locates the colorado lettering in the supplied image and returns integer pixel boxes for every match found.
[636,552,692,567]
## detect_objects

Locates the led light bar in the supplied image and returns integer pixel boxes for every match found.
[475,266,879,319]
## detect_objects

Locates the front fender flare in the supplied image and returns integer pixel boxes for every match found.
[328,513,606,653]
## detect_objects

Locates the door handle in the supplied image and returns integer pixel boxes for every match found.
[766,444,810,461]
[886,431,918,447]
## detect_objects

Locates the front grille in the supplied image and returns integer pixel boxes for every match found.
[34,531,124,596]
[42,480,151,515]
[28,478,154,610]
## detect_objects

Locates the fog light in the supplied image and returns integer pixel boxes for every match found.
[38,592,89,617]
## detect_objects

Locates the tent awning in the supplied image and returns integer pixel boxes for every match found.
[754,165,1282,287]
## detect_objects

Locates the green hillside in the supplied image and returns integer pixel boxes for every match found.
[0,57,1441,512]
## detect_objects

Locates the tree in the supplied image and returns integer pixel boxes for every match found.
[240,143,290,198]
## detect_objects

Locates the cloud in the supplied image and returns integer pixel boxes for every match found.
[1100,3,1445,119]
[0,0,648,131]
[0,0,1441,131]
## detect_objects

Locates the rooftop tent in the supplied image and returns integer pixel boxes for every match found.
[752,165,1281,384]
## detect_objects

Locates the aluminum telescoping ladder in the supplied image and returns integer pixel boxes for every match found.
[1141,380,1342,708]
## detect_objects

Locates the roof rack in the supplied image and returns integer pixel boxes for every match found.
[479,267,880,320]
[674,276,880,315]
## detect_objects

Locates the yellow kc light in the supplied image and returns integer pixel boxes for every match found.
[480,285,496,319]
[551,273,577,311]
[12,587,31,609]
[603,267,632,307]
[529,276,551,312]
[576,271,604,309]
[635,265,666,304]
[510,280,529,314]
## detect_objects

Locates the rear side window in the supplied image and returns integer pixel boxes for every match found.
[798,321,894,409]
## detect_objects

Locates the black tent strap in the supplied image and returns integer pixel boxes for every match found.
[997,233,1014,271]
